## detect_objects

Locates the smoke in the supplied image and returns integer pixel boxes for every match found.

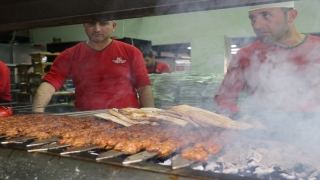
[231,43,320,170]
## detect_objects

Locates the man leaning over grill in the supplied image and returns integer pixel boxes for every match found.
[32,20,154,112]
[213,2,320,143]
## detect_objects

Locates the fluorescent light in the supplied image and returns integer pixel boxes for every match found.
[231,45,237,48]
[187,47,191,49]
[231,48,240,51]
[231,52,237,54]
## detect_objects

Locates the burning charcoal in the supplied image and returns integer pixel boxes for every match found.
[222,168,239,174]
[171,154,179,161]
[244,159,259,173]
[273,165,283,172]
[190,162,205,171]
[293,162,305,173]
[279,172,296,180]
[247,159,259,168]
[246,149,263,163]
[239,168,255,177]
[204,162,223,173]
[308,170,319,180]
[224,162,236,169]
[253,167,274,179]
[295,171,311,179]
[221,162,239,174]
[158,159,172,166]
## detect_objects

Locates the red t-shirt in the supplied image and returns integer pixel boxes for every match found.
[147,61,170,74]
[43,40,151,111]
[0,61,11,102]
[214,35,320,117]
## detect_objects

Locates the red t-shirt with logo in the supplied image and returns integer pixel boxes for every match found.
[43,40,151,111]
[0,61,11,102]
[147,61,170,74]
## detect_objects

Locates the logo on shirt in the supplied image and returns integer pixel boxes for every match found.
[112,57,127,64]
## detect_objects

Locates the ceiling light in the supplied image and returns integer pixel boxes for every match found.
[231,45,237,48]
[187,47,191,49]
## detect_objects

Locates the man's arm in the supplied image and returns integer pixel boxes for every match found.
[137,85,154,107]
[213,53,246,118]
[32,82,56,112]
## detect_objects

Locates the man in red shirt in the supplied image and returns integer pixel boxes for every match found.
[214,2,320,141]
[143,50,170,74]
[32,20,154,112]
[0,60,11,103]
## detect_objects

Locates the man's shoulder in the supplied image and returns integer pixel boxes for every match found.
[60,42,85,54]
[113,40,135,48]
[237,40,262,54]
[306,34,320,42]
[158,61,169,67]
[112,40,140,52]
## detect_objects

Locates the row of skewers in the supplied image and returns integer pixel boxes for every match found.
[0,105,250,168]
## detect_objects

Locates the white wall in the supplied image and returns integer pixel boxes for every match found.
[31,0,320,45]
[30,0,320,74]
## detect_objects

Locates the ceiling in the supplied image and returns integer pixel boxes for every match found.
[0,0,293,32]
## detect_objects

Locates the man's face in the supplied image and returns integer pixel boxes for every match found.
[248,8,290,44]
[83,21,116,42]
[144,56,155,68]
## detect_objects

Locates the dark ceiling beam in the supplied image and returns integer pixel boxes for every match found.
[0,0,293,31]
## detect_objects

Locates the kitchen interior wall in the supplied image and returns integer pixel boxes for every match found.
[30,0,320,74]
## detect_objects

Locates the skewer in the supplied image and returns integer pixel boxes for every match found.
[1,136,37,144]
[28,143,72,152]
[122,151,160,165]
[54,109,109,116]
[60,145,100,155]
[26,136,61,147]
[96,150,125,160]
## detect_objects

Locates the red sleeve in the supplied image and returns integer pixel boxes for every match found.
[42,52,71,91]
[0,64,6,92]
[129,47,151,88]
[213,52,246,118]
[0,62,9,92]
[161,62,170,73]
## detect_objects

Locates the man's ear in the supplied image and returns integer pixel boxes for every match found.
[112,21,117,29]
[288,9,298,23]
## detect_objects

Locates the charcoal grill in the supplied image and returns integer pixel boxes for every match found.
[0,110,255,180]
[1,110,319,180]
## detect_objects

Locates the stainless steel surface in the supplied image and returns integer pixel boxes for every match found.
[1,136,36,144]
[60,145,100,155]
[122,151,160,165]
[0,0,293,31]
[26,136,61,147]
[96,150,125,161]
